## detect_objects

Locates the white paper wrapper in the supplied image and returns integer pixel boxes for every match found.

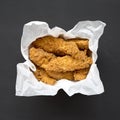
[16,20,106,96]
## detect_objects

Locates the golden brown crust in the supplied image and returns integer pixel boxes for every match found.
[29,47,56,67]
[46,70,74,80]
[29,36,92,85]
[32,36,86,59]
[74,68,90,81]
[67,38,89,49]
[42,55,92,72]
[34,68,56,85]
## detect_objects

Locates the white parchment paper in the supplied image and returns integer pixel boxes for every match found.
[16,20,106,96]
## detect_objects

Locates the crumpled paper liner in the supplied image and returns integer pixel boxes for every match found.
[16,20,106,96]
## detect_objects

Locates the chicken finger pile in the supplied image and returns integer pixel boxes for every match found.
[29,36,92,85]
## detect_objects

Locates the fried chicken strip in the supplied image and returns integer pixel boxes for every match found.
[29,47,56,67]
[46,70,74,80]
[67,39,89,49]
[67,38,92,57]
[41,55,92,72]
[33,68,56,85]
[32,36,86,59]
[29,36,92,84]
[74,68,90,81]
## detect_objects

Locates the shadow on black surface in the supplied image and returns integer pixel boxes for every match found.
[14,89,101,120]
[42,89,99,117]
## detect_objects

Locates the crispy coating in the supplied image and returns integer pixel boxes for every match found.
[42,55,92,72]
[29,36,93,85]
[29,47,56,67]
[32,36,85,59]
[34,68,56,85]
[74,68,89,81]
[67,38,89,49]
[46,70,74,80]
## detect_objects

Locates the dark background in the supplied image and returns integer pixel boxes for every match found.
[0,0,120,120]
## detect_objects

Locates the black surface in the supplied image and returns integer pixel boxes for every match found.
[0,0,120,120]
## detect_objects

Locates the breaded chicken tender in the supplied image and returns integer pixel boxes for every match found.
[46,70,74,80]
[41,56,92,72]
[32,36,85,59]
[67,38,89,49]
[34,68,56,85]
[29,35,93,85]
[74,68,90,81]
[29,47,56,67]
